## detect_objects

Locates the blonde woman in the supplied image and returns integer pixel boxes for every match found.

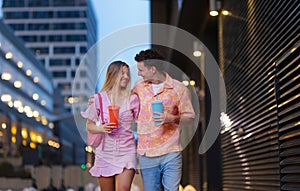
[81,61,139,191]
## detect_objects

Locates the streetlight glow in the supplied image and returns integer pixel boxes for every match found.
[193,50,202,57]
[221,10,230,15]
[210,10,219,16]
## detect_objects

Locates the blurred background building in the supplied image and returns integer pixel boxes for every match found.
[0,19,58,163]
[2,0,97,113]
[1,0,98,168]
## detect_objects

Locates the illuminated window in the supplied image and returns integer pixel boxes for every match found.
[33,77,39,83]
[5,52,13,59]
[1,72,12,80]
[32,93,39,100]
[14,80,22,88]
[17,61,23,68]
[1,94,12,102]
[26,69,32,76]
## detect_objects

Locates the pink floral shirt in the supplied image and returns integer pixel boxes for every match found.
[133,73,195,157]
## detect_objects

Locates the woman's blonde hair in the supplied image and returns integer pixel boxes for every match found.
[100,61,131,106]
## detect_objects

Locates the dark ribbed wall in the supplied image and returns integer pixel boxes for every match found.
[221,0,299,190]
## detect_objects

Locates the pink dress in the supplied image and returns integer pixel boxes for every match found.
[81,92,139,177]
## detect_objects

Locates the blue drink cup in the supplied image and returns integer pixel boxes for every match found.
[151,101,163,125]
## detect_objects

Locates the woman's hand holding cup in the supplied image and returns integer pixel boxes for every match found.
[98,122,117,134]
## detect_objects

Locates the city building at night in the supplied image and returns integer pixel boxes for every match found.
[2,0,98,113]
[0,20,61,164]
[1,0,98,166]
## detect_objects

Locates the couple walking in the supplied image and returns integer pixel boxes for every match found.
[81,48,195,191]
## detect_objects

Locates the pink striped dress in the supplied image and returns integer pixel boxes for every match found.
[81,92,139,177]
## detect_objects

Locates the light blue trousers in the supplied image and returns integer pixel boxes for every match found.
[139,152,182,191]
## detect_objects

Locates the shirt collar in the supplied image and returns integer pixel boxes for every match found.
[143,73,174,89]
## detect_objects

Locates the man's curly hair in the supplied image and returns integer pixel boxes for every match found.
[135,49,166,71]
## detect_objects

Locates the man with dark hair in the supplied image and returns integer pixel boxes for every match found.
[133,48,195,191]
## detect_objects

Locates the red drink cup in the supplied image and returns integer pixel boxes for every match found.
[108,106,120,127]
